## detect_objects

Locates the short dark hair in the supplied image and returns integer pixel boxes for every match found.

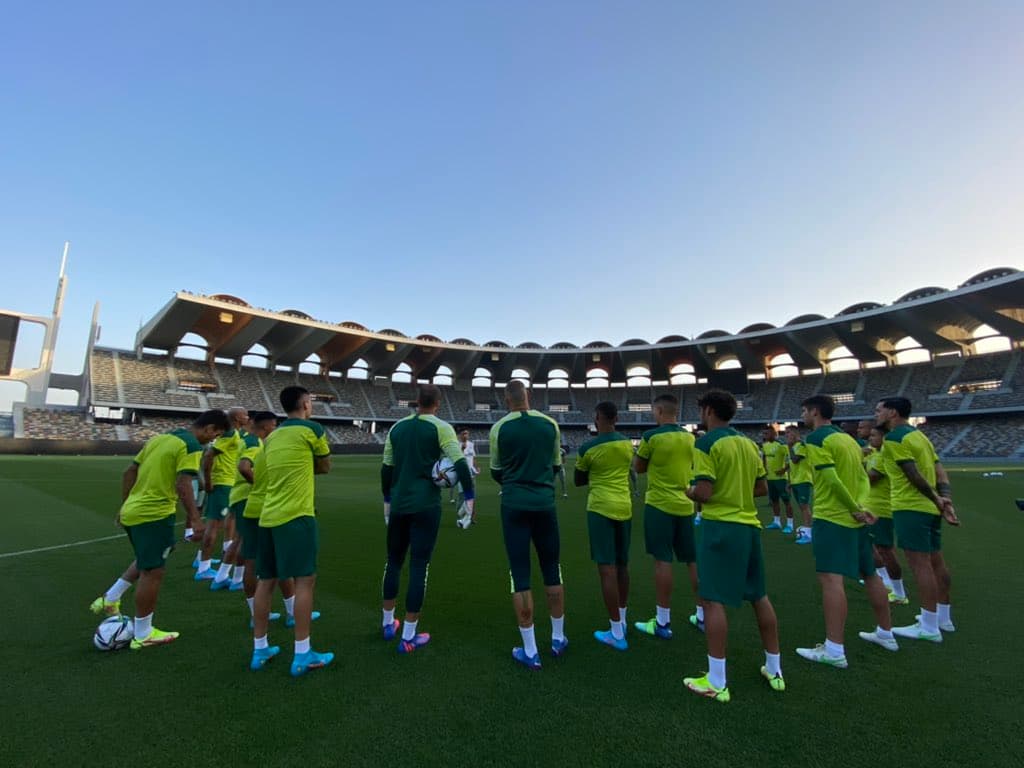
[871,424,888,436]
[280,385,309,413]
[193,409,230,430]
[653,393,678,409]
[696,389,737,422]
[417,384,441,409]
[880,397,912,418]
[250,411,277,425]
[595,401,618,422]
[785,425,800,433]
[801,395,835,420]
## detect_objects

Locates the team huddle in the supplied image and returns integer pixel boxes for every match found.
[88,381,958,696]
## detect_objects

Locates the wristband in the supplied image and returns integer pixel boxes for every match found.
[936,482,951,498]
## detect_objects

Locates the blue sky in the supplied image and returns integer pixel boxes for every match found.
[1,1,1022,408]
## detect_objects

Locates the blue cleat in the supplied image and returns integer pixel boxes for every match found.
[689,614,706,633]
[229,581,245,592]
[248,611,282,629]
[551,637,569,657]
[192,555,221,569]
[285,610,321,628]
[594,629,628,651]
[210,578,231,591]
[249,645,280,671]
[694,515,702,527]
[194,568,218,581]
[290,649,334,677]
[765,521,782,531]
[782,525,794,534]
[512,646,541,670]
[397,633,431,654]
[382,619,401,641]
[634,618,673,639]
[795,532,813,545]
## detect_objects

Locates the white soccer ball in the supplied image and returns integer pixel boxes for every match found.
[432,458,459,488]
[94,616,134,651]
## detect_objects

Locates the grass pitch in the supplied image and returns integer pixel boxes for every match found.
[1,456,1022,768]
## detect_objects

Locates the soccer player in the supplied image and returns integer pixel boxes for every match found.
[866,425,908,604]
[489,380,566,670]
[575,401,634,651]
[762,427,793,532]
[556,443,570,498]
[786,426,814,544]
[856,419,873,450]
[380,385,475,653]
[195,406,249,581]
[875,397,959,642]
[683,390,783,703]
[631,393,700,639]
[90,410,229,648]
[250,386,333,676]
[794,395,897,668]
[450,428,480,523]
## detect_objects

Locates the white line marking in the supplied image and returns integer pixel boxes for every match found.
[0,523,185,559]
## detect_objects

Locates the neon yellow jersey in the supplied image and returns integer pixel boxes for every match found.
[242,442,268,520]
[636,425,695,516]
[229,433,262,506]
[865,450,891,519]
[210,428,246,487]
[693,428,766,527]
[789,441,813,485]
[805,425,869,529]
[259,419,331,528]
[763,440,788,480]
[576,432,634,521]
[120,430,203,525]
[882,425,939,515]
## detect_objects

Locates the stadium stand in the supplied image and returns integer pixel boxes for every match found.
[23,408,118,440]
[945,416,1024,458]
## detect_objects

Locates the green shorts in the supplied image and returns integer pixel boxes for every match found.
[587,511,632,565]
[256,516,319,580]
[229,499,247,519]
[238,515,261,562]
[894,509,942,553]
[203,485,232,521]
[812,519,874,579]
[125,516,176,571]
[869,516,895,548]
[501,505,561,593]
[791,482,813,506]
[643,505,696,563]
[767,479,790,503]
[697,519,766,607]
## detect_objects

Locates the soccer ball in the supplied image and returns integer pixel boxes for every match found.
[94,616,134,651]
[432,458,459,488]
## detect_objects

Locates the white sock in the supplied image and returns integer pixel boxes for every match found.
[773,516,780,525]
[199,559,212,572]
[937,603,952,625]
[104,578,132,602]
[618,606,627,625]
[295,637,311,654]
[216,562,232,581]
[222,540,233,554]
[656,605,671,626]
[876,567,892,586]
[246,597,255,617]
[764,651,781,676]
[383,608,395,627]
[551,615,565,642]
[875,625,894,640]
[284,596,295,616]
[920,608,939,633]
[891,579,906,599]
[695,605,705,622]
[254,634,268,650]
[231,566,245,584]
[610,620,624,641]
[402,620,418,642]
[134,613,153,641]
[707,655,727,689]
[184,527,194,539]
[825,639,845,658]
[519,625,538,657]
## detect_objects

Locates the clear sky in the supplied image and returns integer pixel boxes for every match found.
[1,1,1022,409]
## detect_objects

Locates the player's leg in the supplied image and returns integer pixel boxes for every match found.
[892,512,943,640]
[127,517,180,649]
[798,520,851,667]
[558,466,568,497]
[382,514,412,639]
[196,485,229,578]
[794,485,813,543]
[213,503,244,590]
[531,506,567,661]
[588,512,625,648]
[782,489,794,533]
[930,550,954,631]
[250,523,281,669]
[766,483,782,529]
[275,516,331,676]
[739,523,784,690]
[397,507,442,653]
[91,560,139,616]
[615,521,630,634]
[636,505,675,638]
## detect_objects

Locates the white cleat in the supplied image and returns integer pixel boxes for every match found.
[795,644,848,669]
[915,614,955,633]
[892,622,942,643]
[858,631,899,652]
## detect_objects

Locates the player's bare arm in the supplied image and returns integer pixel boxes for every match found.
[175,473,203,533]
[753,477,768,498]
[934,462,959,525]
[898,460,945,512]
[687,479,714,504]
[238,458,255,484]
[633,456,649,475]
[201,449,217,492]
[313,455,331,475]
[574,469,589,487]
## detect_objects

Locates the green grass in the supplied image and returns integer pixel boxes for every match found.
[2,456,1023,768]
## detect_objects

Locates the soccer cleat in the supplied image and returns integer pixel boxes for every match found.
[210,578,232,591]
[89,596,121,617]
[562,493,568,498]
[796,643,849,668]
[765,521,782,531]
[888,593,910,605]
[895,622,943,642]
[858,631,900,652]
[688,614,705,633]
[795,533,812,545]
[915,614,955,633]
[192,555,220,569]
[285,610,321,628]
[397,633,431,654]
[194,568,217,581]
[229,581,245,592]
[551,637,569,657]
[683,674,730,703]
[248,611,282,629]
[782,525,794,534]
[249,645,280,671]
[130,627,179,650]
[694,515,701,527]
[512,646,541,670]
[290,649,334,677]
[760,666,786,692]
[593,629,628,651]
[634,618,673,639]
[382,619,401,641]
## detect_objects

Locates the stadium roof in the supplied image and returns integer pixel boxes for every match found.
[136,268,1024,380]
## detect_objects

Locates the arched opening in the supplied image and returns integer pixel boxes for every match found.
[471,367,492,389]
[669,362,696,386]
[586,368,610,389]
[298,353,321,376]
[826,346,860,373]
[392,362,413,384]
[347,358,370,380]
[768,353,799,379]
[241,343,270,369]
[894,337,930,365]
[175,332,207,361]
[547,368,570,389]
[433,365,454,386]
[510,368,531,388]
[715,357,742,370]
[971,324,1011,354]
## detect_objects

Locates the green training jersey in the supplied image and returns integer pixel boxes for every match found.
[789,441,813,485]
[882,425,939,515]
[210,428,246,487]
[636,424,694,516]
[763,440,788,480]
[120,429,203,526]
[260,419,331,528]
[229,433,262,506]
[243,442,268,520]
[576,432,634,521]
[805,425,869,529]
[693,427,766,527]
[489,409,561,511]
[383,413,466,516]
[865,450,891,519]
